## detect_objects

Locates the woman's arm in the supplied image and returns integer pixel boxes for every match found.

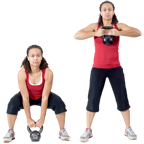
[18,68,31,119]
[117,23,142,37]
[18,68,35,127]
[74,23,99,40]
[36,68,53,128]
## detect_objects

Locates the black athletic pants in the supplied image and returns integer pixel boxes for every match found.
[86,66,130,112]
[7,91,67,115]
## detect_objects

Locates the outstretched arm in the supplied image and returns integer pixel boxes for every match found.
[116,23,142,37]
[18,68,35,128]
[74,23,98,40]
[36,68,53,128]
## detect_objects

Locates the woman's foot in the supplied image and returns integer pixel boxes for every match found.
[59,128,70,141]
[80,128,93,142]
[124,127,137,140]
[3,129,15,143]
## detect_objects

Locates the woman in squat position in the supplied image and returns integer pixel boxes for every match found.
[3,45,70,142]
[74,1,141,142]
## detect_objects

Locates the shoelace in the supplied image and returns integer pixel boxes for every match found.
[82,130,89,137]
[5,132,11,137]
[62,129,69,136]
[128,128,136,135]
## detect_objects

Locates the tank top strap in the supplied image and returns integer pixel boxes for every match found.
[97,22,101,31]
[42,68,46,80]
[24,67,29,80]
[24,67,28,73]
[24,67,46,81]
[114,23,118,30]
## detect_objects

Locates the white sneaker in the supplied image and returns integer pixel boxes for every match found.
[124,127,137,140]
[3,129,15,143]
[59,128,70,141]
[80,128,93,142]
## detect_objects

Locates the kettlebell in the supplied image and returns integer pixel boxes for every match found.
[27,125,43,142]
[101,26,114,45]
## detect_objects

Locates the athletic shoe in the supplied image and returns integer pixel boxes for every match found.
[59,128,70,141]
[3,129,15,143]
[80,128,93,142]
[124,127,137,140]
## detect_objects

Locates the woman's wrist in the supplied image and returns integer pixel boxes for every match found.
[26,116,32,120]
[94,31,98,37]
[118,31,121,36]
[40,116,45,120]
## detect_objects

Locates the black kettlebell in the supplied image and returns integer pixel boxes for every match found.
[101,26,114,45]
[27,125,43,142]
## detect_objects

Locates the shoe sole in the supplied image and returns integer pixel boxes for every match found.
[80,136,93,142]
[3,138,15,143]
[59,137,70,141]
[124,134,137,140]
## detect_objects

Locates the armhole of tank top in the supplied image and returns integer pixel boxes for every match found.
[24,67,28,81]
[97,23,100,31]
[114,23,118,30]
[43,68,46,81]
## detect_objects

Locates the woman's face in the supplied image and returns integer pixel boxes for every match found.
[27,48,43,68]
[100,3,114,21]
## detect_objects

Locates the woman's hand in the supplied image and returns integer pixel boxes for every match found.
[110,29,120,36]
[95,28,105,37]
[36,118,45,128]
[27,117,36,128]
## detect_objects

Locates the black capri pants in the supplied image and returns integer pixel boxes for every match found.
[7,91,67,115]
[86,66,130,112]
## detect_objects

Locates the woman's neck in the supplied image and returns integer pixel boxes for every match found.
[102,19,113,26]
[30,66,41,74]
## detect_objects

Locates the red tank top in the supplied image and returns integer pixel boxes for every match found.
[92,23,121,68]
[24,68,46,100]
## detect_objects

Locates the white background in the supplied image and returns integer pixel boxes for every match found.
[0,0,144,143]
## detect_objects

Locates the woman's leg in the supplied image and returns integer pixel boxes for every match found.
[108,67,137,140]
[120,109,130,129]
[108,67,131,128]
[86,68,106,129]
[7,114,17,130]
[47,92,67,131]
[56,112,65,130]
[86,111,96,130]
[46,92,69,140]
[6,92,24,131]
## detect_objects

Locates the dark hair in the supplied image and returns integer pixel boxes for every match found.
[21,45,49,73]
[98,1,119,26]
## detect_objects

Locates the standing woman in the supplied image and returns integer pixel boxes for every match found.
[74,1,141,142]
[3,45,70,142]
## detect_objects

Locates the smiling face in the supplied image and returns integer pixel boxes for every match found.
[100,3,115,21]
[27,48,43,68]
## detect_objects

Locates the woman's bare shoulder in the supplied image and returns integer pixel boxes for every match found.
[81,22,99,32]
[93,22,99,31]
[89,22,99,31]
[116,23,125,31]
[18,67,26,80]
[44,68,53,80]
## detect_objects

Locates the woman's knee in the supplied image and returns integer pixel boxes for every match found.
[49,93,67,114]
[86,101,99,112]
[55,96,66,108]
[7,92,23,115]
[117,104,130,111]
[116,96,130,111]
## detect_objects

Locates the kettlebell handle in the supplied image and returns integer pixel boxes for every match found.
[101,26,114,29]
[102,35,114,38]
[101,26,114,37]
[27,126,32,134]
[39,126,43,134]
[27,122,43,134]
